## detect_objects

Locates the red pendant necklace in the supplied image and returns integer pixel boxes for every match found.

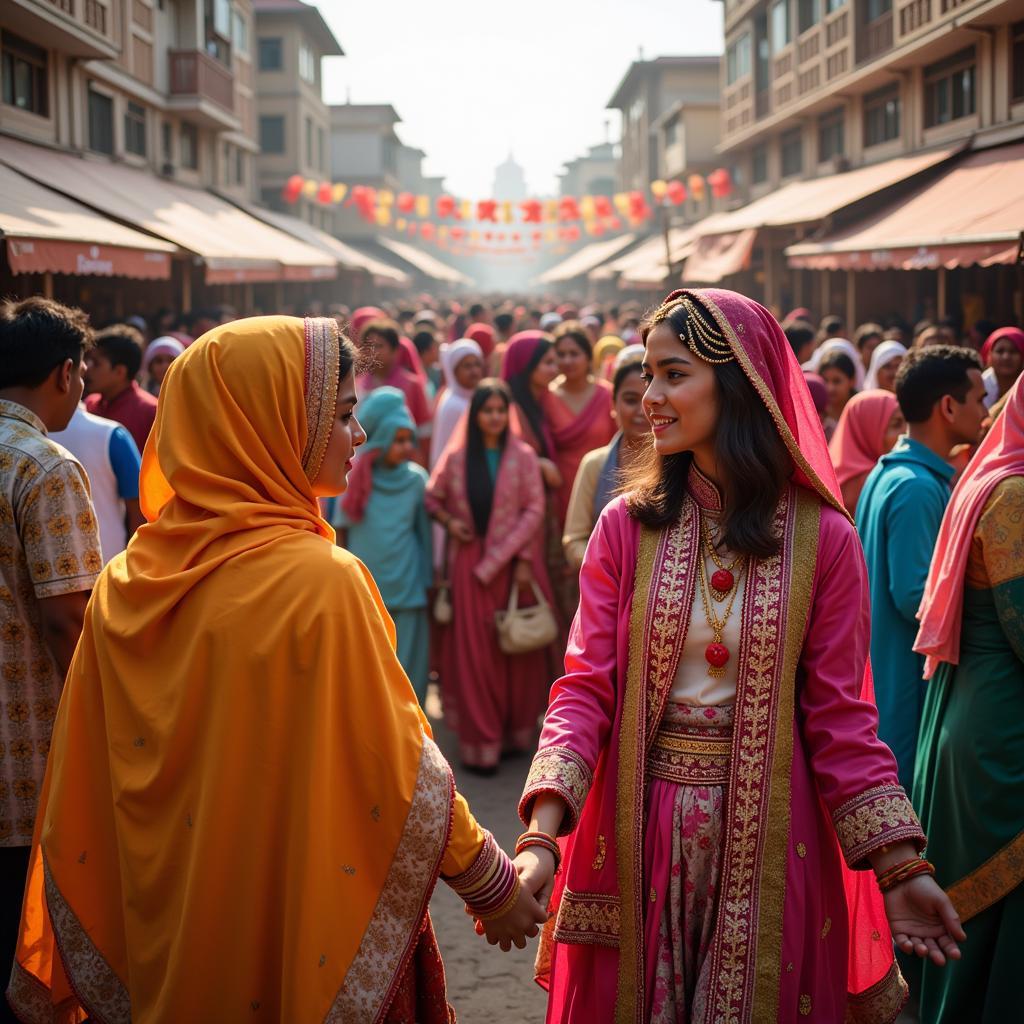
[697,515,745,678]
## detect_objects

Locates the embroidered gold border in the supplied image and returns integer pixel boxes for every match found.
[330,736,453,1023]
[6,957,82,1024]
[614,524,658,1024]
[831,784,923,869]
[845,961,909,1024]
[301,316,341,483]
[553,887,621,948]
[519,745,594,835]
[946,827,1024,924]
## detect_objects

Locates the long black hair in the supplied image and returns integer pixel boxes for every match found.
[625,294,792,559]
[506,339,553,458]
[465,379,511,537]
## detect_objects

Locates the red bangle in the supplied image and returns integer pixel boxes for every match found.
[877,857,935,893]
[516,830,561,872]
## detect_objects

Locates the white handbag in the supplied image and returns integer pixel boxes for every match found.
[495,581,558,655]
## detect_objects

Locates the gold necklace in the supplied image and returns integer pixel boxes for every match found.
[700,514,744,599]
[696,537,745,679]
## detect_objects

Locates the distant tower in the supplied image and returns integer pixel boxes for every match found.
[493,153,528,200]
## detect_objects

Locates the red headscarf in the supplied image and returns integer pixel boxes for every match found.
[465,323,495,360]
[828,390,900,487]
[915,374,1024,677]
[979,325,1024,366]
[396,336,426,381]
[350,306,384,343]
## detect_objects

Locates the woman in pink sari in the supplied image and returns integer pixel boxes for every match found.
[543,321,616,527]
[425,380,553,774]
[514,289,964,1023]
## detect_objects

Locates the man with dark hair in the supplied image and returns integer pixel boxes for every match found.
[856,345,987,794]
[467,302,490,325]
[84,323,158,452]
[853,322,885,370]
[783,319,816,364]
[0,298,102,991]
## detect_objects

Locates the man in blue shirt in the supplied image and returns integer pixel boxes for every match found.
[857,346,987,793]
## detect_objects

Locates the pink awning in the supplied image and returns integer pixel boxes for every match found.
[683,228,757,283]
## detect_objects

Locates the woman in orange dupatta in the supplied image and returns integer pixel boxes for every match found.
[7,316,544,1023]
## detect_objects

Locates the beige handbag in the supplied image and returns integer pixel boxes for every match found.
[495,581,558,655]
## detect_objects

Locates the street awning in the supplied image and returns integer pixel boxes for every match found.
[537,234,637,285]
[0,136,335,283]
[377,236,473,286]
[0,163,176,278]
[785,143,1024,271]
[239,204,410,285]
[684,228,758,283]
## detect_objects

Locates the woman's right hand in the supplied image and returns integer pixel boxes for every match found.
[480,879,549,951]
[447,517,474,543]
[539,459,562,490]
[513,846,557,915]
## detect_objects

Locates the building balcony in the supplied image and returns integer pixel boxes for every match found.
[4,0,118,59]
[857,10,894,64]
[167,49,239,131]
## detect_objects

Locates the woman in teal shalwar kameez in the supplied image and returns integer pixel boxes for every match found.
[338,386,433,703]
[913,376,1024,1023]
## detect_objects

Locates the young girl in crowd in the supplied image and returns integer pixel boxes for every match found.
[357,318,431,433]
[141,335,184,396]
[562,354,650,570]
[339,386,432,704]
[430,338,484,468]
[819,349,859,422]
[980,325,1024,407]
[425,380,554,774]
[864,340,908,392]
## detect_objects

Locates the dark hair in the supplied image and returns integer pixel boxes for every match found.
[819,351,857,381]
[494,312,515,334]
[469,303,487,320]
[819,315,843,336]
[895,345,982,423]
[361,319,401,350]
[612,357,644,399]
[0,297,94,390]
[783,320,815,358]
[337,331,364,383]
[412,329,437,355]
[552,320,593,361]
[94,324,145,380]
[507,339,553,458]
[626,296,792,558]
[465,380,510,536]
[854,322,884,350]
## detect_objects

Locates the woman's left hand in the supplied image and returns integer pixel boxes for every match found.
[514,559,533,590]
[884,875,966,966]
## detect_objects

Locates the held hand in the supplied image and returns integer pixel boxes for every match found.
[480,881,549,952]
[885,875,966,966]
[538,459,563,490]
[448,518,474,544]
[514,847,557,914]
[513,559,534,591]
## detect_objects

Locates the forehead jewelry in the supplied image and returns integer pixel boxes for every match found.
[678,296,734,365]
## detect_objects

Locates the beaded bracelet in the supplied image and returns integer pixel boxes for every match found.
[876,857,936,893]
[515,830,562,873]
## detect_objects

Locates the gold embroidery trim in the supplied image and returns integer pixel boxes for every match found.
[648,729,732,786]
[519,745,593,835]
[844,961,909,1024]
[832,784,923,869]
[946,827,1024,924]
[301,316,340,483]
[592,834,607,871]
[553,887,621,948]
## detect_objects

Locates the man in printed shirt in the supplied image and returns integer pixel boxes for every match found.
[0,298,101,1005]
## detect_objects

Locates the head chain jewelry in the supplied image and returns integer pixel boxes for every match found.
[678,296,735,365]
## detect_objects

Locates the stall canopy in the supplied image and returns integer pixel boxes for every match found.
[537,233,637,285]
[0,136,335,283]
[376,236,473,286]
[785,143,1024,271]
[590,219,732,286]
[0,163,176,278]
[684,147,958,282]
[240,204,410,286]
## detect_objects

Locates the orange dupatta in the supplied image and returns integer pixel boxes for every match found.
[8,316,482,1023]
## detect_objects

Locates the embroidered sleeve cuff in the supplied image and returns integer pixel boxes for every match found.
[442,831,519,920]
[832,784,926,869]
[518,745,593,836]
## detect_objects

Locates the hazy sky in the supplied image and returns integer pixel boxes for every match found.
[319,0,724,198]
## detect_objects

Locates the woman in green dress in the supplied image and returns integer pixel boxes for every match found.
[913,375,1024,1023]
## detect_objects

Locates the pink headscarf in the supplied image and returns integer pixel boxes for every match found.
[980,325,1024,366]
[465,323,495,360]
[915,374,1024,677]
[828,390,900,487]
[350,306,384,343]
[396,336,426,381]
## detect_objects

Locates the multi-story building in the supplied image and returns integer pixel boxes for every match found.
[253,0,341,229]
[559,141,618,197]
[493,153,528,202]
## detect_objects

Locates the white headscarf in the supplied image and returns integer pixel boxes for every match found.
[430,339,483,468]
[803,338,866,389]
[614,343,646,372]
[864,340,908,390]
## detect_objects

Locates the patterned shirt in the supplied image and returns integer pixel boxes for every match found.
[0,400,101,846]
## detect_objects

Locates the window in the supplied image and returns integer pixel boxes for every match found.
[2,33,48,117]
[781,128,803,176]
[161,121,172,163]
[259,37,282,71]
[752,143,769,184]
[235,147,244,185]
[125,101,146,156]
[865,0,891,20]
[299,40,316,83]
[817,108,844,161]
[1014,22,1024,102]
[663,116,679,148]
[864,83,900,146]
[260,114,285,153]
[231,5,249,56]
[213,0,231,38]
[205,0,232,64]
[317,125,325,171]
[181,121,199,169]
[798,0,819,34]
[770,0,791,52]
[825,0,845,11]
[924,47,976,127]
[222,142,231,185]
[305,116,313,165]
[727,33,752,84]
[87,87,114,155]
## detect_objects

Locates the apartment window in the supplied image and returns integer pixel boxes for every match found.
[770,0,791,52]
[817,108,844,161]
[231,5,249,56]
[727,33,752,84]
[781,129,803,176]
[1014,22,1024,101]
[258,37,282,71]
[205,0,232,64]
[316,125,325,171]
[798,0,820,34]
[235,147,245,185]
[924,46,976,127]
[2,33,48,117]
[299,40,316,83]
[825,0,845,11]
[213,0,231,38]
[865,0,892,20]
[125,101,147,156]
[87,87,114,155]
[663,116,680,148]
[752,143,769,184]
[161,121,172,163]
[864,83,900,146]
[260,114,285,153]
[181,121,199,169]
[304,116,313,165]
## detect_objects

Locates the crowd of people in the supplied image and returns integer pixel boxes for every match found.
[0,287,1021,1023]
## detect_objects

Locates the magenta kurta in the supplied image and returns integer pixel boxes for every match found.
[425,436,554,768]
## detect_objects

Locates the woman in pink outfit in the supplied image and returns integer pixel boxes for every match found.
[514,289,963,1023]
[425,380,553,773]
